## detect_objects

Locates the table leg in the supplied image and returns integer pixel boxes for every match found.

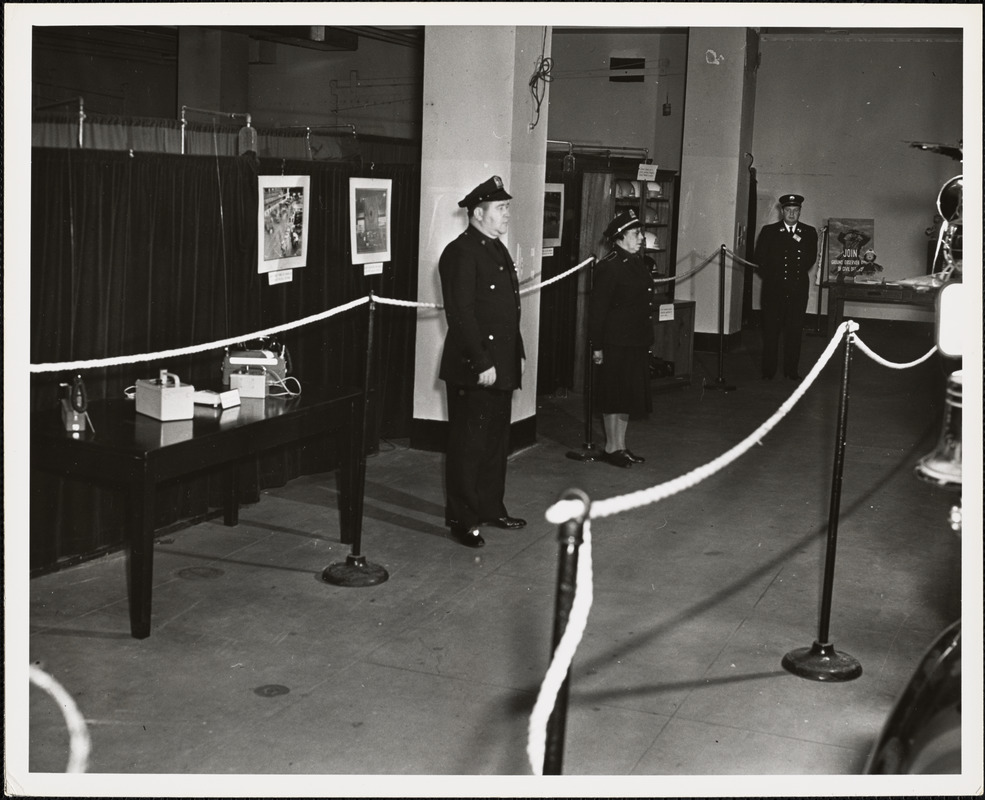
[127,473,155,639]
[828,291,845,338]
[222,465,239,526]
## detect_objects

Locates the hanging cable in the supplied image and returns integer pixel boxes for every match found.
[211,122,231,336]
[528,27,553,131]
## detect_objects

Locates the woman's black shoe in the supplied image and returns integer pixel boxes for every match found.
[602,450,633,468]
[625,450,646,464]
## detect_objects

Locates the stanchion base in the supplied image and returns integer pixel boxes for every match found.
[566,446,600,462]
[321,554,389,587]
[782,641,862,682]
[704,379,738,392]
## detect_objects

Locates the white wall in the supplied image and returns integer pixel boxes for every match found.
[750,34,963,322]
[547,30,687,171]
[413,26,548,425]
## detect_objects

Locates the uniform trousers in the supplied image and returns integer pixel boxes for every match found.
[761,276,809,377]
[444,384,512,527]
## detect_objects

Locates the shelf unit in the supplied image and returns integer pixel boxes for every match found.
[612,171,677,304]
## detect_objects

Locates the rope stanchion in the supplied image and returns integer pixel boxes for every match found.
[529,489,593,776]
[566,260,601,463]
[704,244,737,392]
[321,293,389,588]
[782,324,862,682]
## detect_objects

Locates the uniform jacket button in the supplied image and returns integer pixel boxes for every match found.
[490,284,495,290]
[488,334,494,340]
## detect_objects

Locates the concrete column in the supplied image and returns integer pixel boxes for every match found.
[177,29,250,115]
[677,28,758,341]
[412,26,550,448]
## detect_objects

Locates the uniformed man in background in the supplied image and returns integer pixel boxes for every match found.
[438,176,527,548]
[754,193,819,380]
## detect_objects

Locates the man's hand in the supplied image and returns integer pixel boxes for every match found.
[478,366,497,387]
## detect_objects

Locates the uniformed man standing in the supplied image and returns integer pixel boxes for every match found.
[438,176,526,548]
[755,193,819,380]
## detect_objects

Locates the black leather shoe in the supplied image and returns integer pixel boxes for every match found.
[449,525,485,548]
[762,372,775,380]
[625,450,646,464]
[483,516,527,529]
[785,372,802,381]
[601,449,633,468]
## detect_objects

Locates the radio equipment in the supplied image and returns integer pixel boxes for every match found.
[222,339,290,391]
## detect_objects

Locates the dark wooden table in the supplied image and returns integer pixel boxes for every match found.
[31,385,363,639]
[824,281,938,336]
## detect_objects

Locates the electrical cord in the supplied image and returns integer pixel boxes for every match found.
[528,28,553,131]
[266,375,302,398]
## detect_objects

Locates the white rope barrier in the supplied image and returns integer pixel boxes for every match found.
[30,259,600,373]
[852,334,938,369]
[529,323,856,774]
[527,520,593,776]
[522,256,594,295]
[30,295,370,373]
[530,316,949,772]
[582,321,855,522]
[371,294,441,310]
[29,664,91,773]
[725,247,759,269]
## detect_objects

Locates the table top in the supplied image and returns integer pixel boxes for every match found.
[823,280,940,302]
[33,384,361,459]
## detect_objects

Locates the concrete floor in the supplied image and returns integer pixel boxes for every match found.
[17,321,978,795]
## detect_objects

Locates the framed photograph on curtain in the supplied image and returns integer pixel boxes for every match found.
[543,183,564,247]
[350,177,392,265]
[258,175,311,274]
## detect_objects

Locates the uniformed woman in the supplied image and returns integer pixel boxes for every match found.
[588,208,655,468]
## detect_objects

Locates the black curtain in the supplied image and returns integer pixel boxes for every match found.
[536,169,583,395]
[30,148,419,572]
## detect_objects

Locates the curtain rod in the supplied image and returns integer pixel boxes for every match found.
[180,105,253,155]
[34,96,86,148]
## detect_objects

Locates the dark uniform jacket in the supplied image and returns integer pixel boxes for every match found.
[588,247,655,348]
[438,225,525,390]
[754,220,819,285]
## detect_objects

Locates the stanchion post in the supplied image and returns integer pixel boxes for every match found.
[567,260,599,462]
[808,225,829,337]
[782,327,861,681]
[322,293,389,587]
[705,245,737,392]
[543,489,590,775]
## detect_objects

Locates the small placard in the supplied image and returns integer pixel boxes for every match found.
[636,163,658,181]
[542,247,555,258]
[363,262,384,276]
[268,269,293,285]
[658,303,675,322]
